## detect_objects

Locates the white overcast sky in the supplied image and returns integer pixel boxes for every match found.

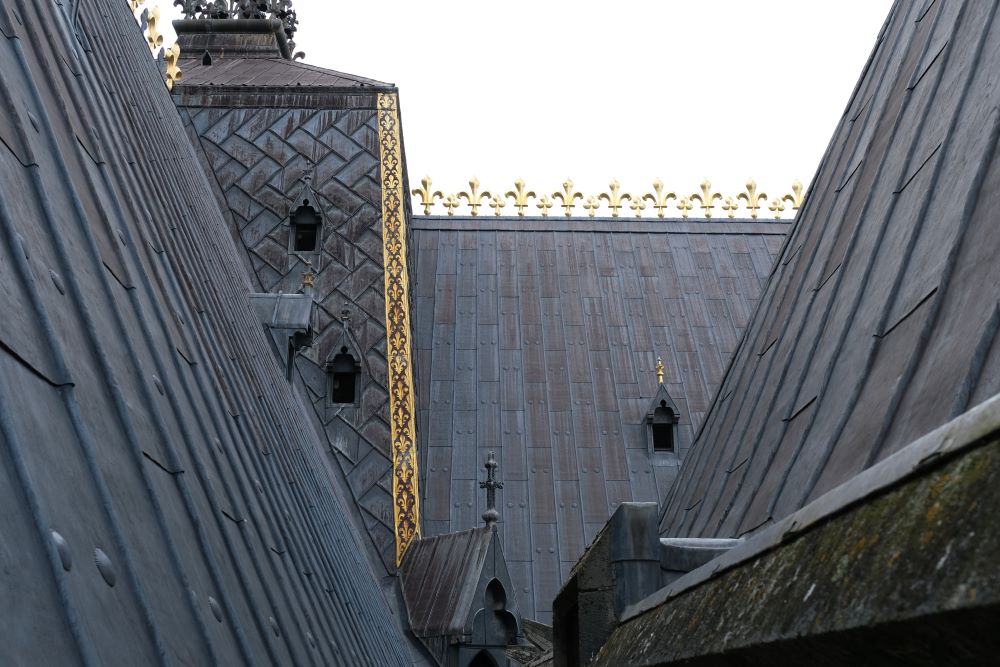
[160,1,895,210]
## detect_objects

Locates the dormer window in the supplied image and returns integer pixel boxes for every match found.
[328,347,360,404]
[290,199,321,253]
[645,382,681,457]
[652,401,676,452]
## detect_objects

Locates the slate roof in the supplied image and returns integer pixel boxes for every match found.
[0,1,409,664]
[174,18,391,89]
[411,216,788,622]
[173,26,410,575]
[178,57,391,88]
[660,0,1000,539]
[399,527,495,638]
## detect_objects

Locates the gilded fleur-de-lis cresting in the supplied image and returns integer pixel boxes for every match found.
[130,1,182,90]
[409,178,805,219]
[536,195,555,217]
[145,5,163,52]
[629,196,646,218]
[644,179,677,219]
[676,196,694,218]
[769,197,786,219]
[598,178,632,218]
[784,179,805,210]
[691,179,722,219]
[443,193,461,215]
[738,178,767,219]
[412,176,443,215]
[489,193,506,216]
[553,179,584,217]
[458,177,490,216]
[164,43,182,90]
[721,196,739,218]
[506,178,536,216]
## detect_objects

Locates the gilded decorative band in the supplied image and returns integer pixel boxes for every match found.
[377,92,421,566]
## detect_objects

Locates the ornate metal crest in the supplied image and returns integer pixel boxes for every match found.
[173,0,300,51]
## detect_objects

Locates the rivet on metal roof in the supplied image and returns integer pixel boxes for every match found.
[208,596,223,622]
[51,531,72,572]
[94,548,116,587]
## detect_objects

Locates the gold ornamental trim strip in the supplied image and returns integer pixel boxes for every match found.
[377,92,421,566]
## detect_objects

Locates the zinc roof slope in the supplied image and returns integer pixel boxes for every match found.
[661,0,1000,539]
[0,1,408,665]
[399,527,494,638]
[411,217,787,622]
[177,56,392,88]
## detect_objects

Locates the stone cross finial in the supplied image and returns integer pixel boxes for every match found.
[340,303,351,328]
[480,451,503,527]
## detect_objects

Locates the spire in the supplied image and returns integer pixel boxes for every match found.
[656,356,665,385]
[480,451,503,528]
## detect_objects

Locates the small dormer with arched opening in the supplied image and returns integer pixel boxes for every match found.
[324,306,365,409]
[286,171,325,266]
[645,374,680,459]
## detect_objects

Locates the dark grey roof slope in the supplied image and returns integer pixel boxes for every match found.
[174,18,391,88]
[661,0,1000,539]
[401,528,496,638]
[0,1,408,664]
[178,57,391,88]
[412,216,787,623]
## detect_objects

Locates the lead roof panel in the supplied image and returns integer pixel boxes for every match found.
[0,1,411,664]
[412,219,786,620]
[661,0,1000,541]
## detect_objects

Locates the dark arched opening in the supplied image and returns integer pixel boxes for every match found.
[329,347,359,404]
[290,199,321,252]
[652,400,675,452]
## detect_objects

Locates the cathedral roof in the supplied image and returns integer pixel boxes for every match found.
[173,18,391,89]
[0,2,410,664]
[411,215,788,622]
[660,0,1000,539]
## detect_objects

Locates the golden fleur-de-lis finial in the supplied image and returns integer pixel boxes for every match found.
[505,178,536,216]
[783,179,805,210]
[536,195,554,217]
[676,196,694,218]
[301,259,316,288]
[164,43,182,91]
[443,193,461,216]
[145,6,163,53]
[458,177,490,216]
[128,0,142,11]
[690,179,722,219]
[643,179,677,218]
[721,196,738,218]
[737,178,767,219]
[488,192,506,216]
[412,176,443,215]
[769,196,786,219]
[598,178,632,218]
[583,195,600,218]
[629,196,646,218]
[656,356,665,385]
[553,179,583,217]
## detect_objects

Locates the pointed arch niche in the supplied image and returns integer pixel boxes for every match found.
[286,176,326,267]
[645,384,680,457]
[324,310,366,409]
